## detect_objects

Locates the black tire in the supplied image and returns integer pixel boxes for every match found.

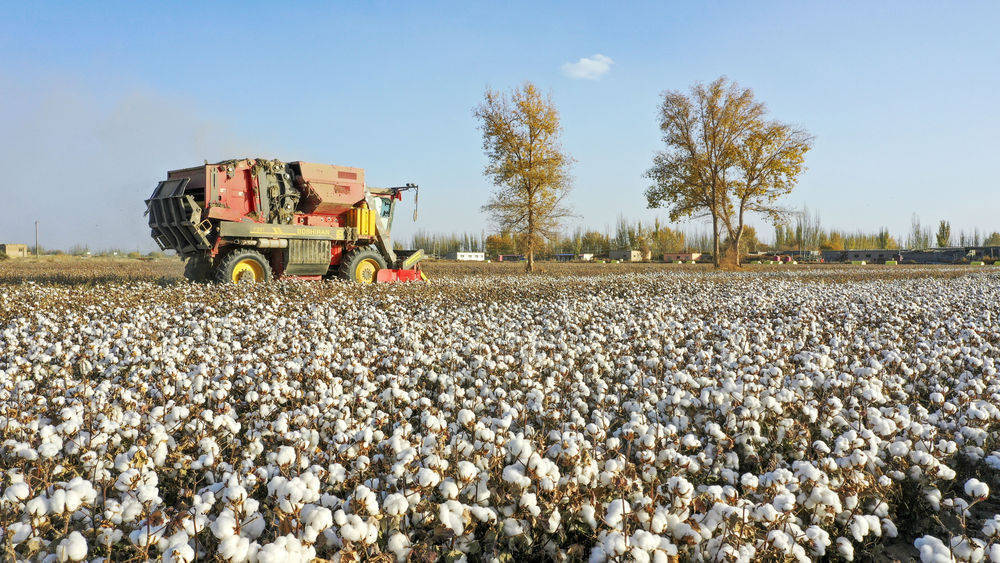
[183,255,214,283]
[339,247,387,284]
[214,249,273,284]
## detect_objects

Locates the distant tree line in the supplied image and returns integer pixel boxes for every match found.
[413,211,1000,258]
[770,209,1000,251]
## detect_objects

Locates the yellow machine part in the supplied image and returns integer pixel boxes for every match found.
[351,207,377,237]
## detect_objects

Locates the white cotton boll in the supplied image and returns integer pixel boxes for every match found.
[417,467,441,488]
[438,501,465,535]
[501,464,531,488]
[56,531,87,562]
[339,514,368,543]
[986,455,1000,470]
[353,485,380,515]
[240,512,266,540]
[211,511,238,540]
[581,504,598,529]
[925,488,943,511]
[983,515,1000,537]
[164,542,195,563]
[848,515,870,542]
[457,409,475,426]
[275,446,296,467]
[470,505,498,523]
[836,537,855,561]
[387,532,411,562]
[887,441,910,457]
[301,504,333,539]
[457,461,478,482]
[503,517,524,537]
[605,499,631,529]
[218,534,251,562]
[520,492,541,517]
[965,478,990,500]
[49,489,67,514]
[915,535,952,563]
[383,493,409,516]
[740,473,759,489]
[439,479,459,500]
[3,482,30,502]
[805,526,831,556]
[768,529,794,554]
[7,521,32,545]
[26,495,48,516]
[937,465,957,480]
[63,489,82,513]
[547,509,561,533]
[773,493,796,512]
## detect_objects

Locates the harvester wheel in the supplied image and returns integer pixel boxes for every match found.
[215,249,273,284]
[183,255,214,283]
[339,247,386,284]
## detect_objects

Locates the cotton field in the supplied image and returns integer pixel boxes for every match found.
[2,268,1000,562]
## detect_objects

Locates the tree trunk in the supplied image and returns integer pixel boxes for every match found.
[733,230,743,267]
[526,191,536,273]
[733,218,745,267]
[712,214,720,268]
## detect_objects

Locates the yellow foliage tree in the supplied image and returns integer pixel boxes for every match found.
[646,77,812,267]
[725,120,812,265]
[474,83,573,272]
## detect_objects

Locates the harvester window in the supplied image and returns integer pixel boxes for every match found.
[377,197,392,218]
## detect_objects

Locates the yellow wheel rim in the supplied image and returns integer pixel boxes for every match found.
[355,258,379,284]
[231,258,264,283]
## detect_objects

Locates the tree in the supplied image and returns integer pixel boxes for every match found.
[651,219,686,255]
[724,120,812,264]
[580,230,609,255]
[485,231,517,257]
[474,83,573,272]
[645,77,809,267]
[984,232,1000,246]
[936,220,951,248]
[740,225,761,254]
[826,231,845,251]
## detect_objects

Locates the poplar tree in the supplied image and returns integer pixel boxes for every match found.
[474,83,573,272]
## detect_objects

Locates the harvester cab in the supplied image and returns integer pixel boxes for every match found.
[145,158,427,284]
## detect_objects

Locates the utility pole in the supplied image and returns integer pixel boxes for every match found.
[35,221,39,257]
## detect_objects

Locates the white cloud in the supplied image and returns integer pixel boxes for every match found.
[561,54,614,80]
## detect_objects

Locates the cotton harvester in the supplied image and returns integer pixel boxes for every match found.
[145,158,425,283]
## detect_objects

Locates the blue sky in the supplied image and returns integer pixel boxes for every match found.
[1,1,998,251]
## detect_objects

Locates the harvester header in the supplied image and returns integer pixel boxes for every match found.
[145,158,425,284]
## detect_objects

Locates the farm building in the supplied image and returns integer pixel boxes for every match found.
[847,250,902,264]
[497,254,524,262]
[609,250,641,262]
[0,244,28,258]
[663,252,701,262]
[821,250,847,263]
[900,248,969,264]
[553,253,596,262]
[444,251,485,261]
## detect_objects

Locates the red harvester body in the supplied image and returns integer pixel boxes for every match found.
[146,158,425,284]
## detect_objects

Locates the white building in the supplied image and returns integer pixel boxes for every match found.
[445,251,485,261]
[609,249,641,262]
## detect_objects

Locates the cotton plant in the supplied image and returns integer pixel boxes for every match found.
[1,267,999,560]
